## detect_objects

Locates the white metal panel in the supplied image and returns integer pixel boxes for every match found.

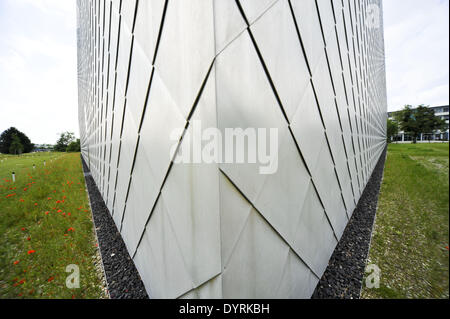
[293,183,337,277]
[254,127,311,248]
[250,0,310,122]
[125,40,152,126]
[212,0,247,54]
[222,208,291,298]
[291,83,328,171]
[133,197,194,299]
[160,71,222,288]
[120,144,161,255]
[216,31,286,202]
[276,249,318,298]
[155,0,215,118]
[239,0,278,24]
[138,71,187,192]
[290,0,325,73]
[133,0,166,63]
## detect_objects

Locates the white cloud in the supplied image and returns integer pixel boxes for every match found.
[0,0,78,144]
[384,0,449,111]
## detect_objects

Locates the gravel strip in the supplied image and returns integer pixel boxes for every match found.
[312,147,387,299]
[81,156,148,299]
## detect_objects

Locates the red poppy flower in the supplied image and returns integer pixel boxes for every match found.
[27,250,35,255]
[21,227,26,231]
[13,260,20,265]
[34,203,38,206]
[45,211,49,215]
[47,277,54,282]
[57,209,62,213]
[27,237,31,241]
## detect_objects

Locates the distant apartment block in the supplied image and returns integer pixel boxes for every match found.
[388,105,449,142]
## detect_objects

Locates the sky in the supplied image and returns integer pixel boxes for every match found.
[0,0,449,144]
[383,0,449,112]
[0,0,78,145]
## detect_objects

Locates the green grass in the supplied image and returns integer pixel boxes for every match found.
[0,152,107,299]
[362,143,449,299]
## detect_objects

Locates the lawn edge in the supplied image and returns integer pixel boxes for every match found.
[81,168,110,299]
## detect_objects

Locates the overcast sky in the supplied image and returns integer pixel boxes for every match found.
[0,0,449,144]
[0,0,77,145]
[383,0,449,111]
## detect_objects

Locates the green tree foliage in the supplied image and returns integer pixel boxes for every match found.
[395,105,449,143]
[387,118,399,143]
[66,139,81,152]
[54,132,76,152]
[9,134,24,155]
[0,127,34,154]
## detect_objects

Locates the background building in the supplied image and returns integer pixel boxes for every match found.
[388,105,449,142]
[77,0,387,298]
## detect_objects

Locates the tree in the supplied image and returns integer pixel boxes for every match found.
[386,118,399,142]
[0,127,34,154]
[67,139,81,152]
[395,105,448,143]
[9,134,24,155]
[54,132,75,152]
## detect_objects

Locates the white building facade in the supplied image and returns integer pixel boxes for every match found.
[388,105,449,142]
[77,0,387,298]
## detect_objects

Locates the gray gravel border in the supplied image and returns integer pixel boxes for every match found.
[312,147,387,299]
[81,156,148,299]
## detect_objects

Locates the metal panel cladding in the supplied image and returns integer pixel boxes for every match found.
[77,0,387,298]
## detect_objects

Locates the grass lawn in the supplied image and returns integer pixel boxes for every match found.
[0,152,107,299]
[362,143,449,299]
